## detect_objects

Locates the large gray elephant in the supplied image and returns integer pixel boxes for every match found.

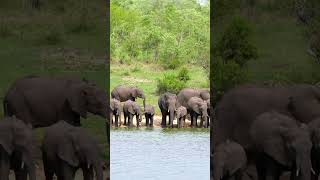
[0,117,36,180]
[111,85,146,110]
[250,111,312,180]
[213,140,247,180]
[187,97,208,128]
[123,100,143,127]
[177,88,210,107]
[110,98,121,127]
[3,76,108,128]
[158,92,178,128]
[42,121,104,180]
[214,84,320,147]
[144,105,155,127]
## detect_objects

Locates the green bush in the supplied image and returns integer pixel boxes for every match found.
[215,16,258,67]
[177,67,190,82]
[161,58,182,70]
[156,72,186,94]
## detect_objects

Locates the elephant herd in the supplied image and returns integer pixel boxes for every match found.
[0,76,108,180]
[212,84,320,180]
[110,85,210,128]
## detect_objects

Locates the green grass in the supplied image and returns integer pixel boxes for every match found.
[0,2,108,160]
[214,11,320,84]
[110,63,209,114]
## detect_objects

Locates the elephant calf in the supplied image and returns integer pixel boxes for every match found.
[0,117,36,180]
[110,98,122,127]
[213,140,247,180]
[187,97,208,128]
[144,105,155,127]
[123,100,143,127]
[42,121,105,180]
[176,106,187,128]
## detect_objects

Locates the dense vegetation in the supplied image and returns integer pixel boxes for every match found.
[0,0,108,161]
[111,0,210,70]
[212,0,320,102]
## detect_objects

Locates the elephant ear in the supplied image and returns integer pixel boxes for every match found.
[0,125,14,155]
[67,84,88,118]
[191,103,201,114]
[128,104,135,114]
[263,126,291,166]
[131,88,138,98]
[57,132,80,167]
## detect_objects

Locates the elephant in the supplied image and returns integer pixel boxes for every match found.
[213,140,247,180]
[111,85,146,110]
[206,100,211,128]
[250,111,312,180]
[3,76,108,128]
[176,106,187,128]
[187,97,208,128]
[42,120,104,180]
[110,98,122,127]
[0,117,36,180]
[214,84,320,148]
[158,92,178,128]
[144,105,155,127]
[306,118,320,180]
[177,88,210,108]
[123,100,143,127]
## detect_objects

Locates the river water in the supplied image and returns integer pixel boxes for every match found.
[111,128,210,180]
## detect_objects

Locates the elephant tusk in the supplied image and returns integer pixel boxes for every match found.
[296,169,300,177]
[21,161,25,169]
[311,167,316,175]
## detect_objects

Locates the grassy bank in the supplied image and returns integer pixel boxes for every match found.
[110,63,209,114]
[0,1,108,160]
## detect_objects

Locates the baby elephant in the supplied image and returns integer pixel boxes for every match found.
[213,140,247,180]
[42,121,104,180]
[123,100,143,127]
[144,105,155,127]
[0,117,36,180]
[110,98,122,127]
[176,106,187,128]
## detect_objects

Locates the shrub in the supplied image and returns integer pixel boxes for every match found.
[177,67,190,82]
[161,58,182,70]
[156,73,186,94]
[215,16,258,67]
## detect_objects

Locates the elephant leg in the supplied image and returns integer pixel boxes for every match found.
[43,151,54,180]
[82,166,94,180]
[195,114,198,127]
[129,114,133,127]
[161,111,167,127]
[0,147,10,180]
[58,161,76,180]
[14,167,28,180]
[150,116,154,127]
[124,114,127,125]
[115,115,118,127]
[136,115,140,127]
[146,116,149,127]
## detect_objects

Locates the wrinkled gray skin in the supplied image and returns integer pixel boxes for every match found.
[144,105,155,127]
[177,88,210,108]
[187,97,208,128]
[307,118,320,180]
[110,98,122,127]
[158,92,178,128]
[123,100,143,127]
[4,76,108,128]
[213,140,247,180]
[214,84,320,147]
[111,85,146,110]
[176,106,187,128]
[0,117,36,180]
[250,112,312,180]
[42,121,104,180]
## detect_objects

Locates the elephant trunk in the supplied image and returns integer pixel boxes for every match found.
[143,98,146,111]
[94,162,104,180]
[296,154,312,180]
[117,109,121,126]
[169,108,175,128]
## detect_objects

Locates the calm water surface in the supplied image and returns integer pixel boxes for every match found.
[111,128,210,180]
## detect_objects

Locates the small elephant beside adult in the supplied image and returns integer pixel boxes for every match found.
[177,88,210,108]
[110,98,122,127]
[176,106,187,128]
[0,117,36,180]
[111,85,146,110]
[187,97,209,128]
[123,100,143,127]
[3,76,108,128]
[158,92,178,128]
[42,120,105,180]
[250,111,312,180]
[144,105,155,127]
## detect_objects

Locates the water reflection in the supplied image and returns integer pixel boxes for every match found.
[111,128,210,180]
